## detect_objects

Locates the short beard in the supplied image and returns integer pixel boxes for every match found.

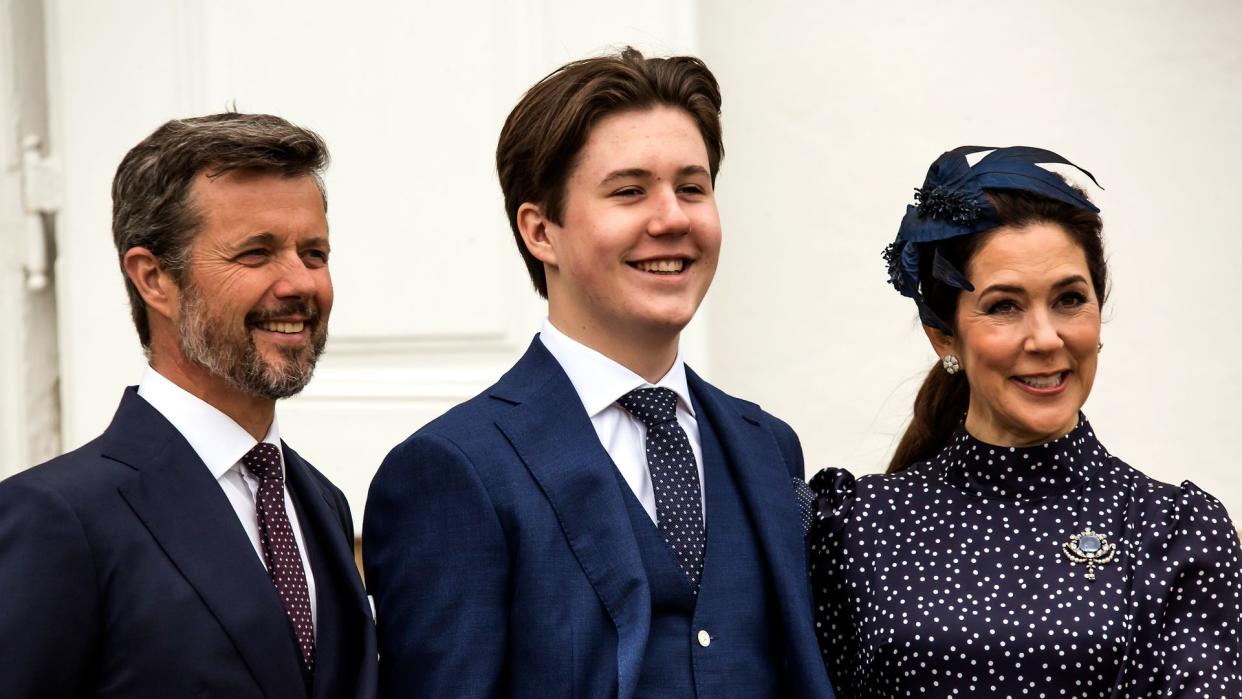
[177,282,327,400]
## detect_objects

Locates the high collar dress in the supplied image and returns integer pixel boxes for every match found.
[808,416,1241,698]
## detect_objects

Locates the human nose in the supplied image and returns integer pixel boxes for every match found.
[271,251,317,300]
[646,187,691,237]
[1023,308,1065,354]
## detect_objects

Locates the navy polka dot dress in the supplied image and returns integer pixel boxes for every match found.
[808,416,1242,697]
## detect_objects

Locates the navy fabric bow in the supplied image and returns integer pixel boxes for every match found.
[884,146,1102,333]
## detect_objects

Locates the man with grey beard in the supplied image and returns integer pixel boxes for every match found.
[0,113,377,699]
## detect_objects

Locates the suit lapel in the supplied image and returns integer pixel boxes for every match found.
[105,389,307,699]
[283,446,375,699]
[491,340,651,699]
[686,371,814,644]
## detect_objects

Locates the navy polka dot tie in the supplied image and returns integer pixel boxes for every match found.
[618,387,706,594]
[243,442,315,671]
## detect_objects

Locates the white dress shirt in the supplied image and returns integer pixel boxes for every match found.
[137,367,318,633]
[538,319,706,524]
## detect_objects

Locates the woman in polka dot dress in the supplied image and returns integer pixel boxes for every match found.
[808,146,1242,698]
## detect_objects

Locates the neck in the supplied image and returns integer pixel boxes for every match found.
[149,350,275,441]
[547,312,680,384]
[963,401,1078,448]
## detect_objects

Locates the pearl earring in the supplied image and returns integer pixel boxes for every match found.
[942,354,961,375]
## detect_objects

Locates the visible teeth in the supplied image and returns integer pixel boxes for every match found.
[259,321,304,334]
[633,259,685,273]
[1019,373,1063,388]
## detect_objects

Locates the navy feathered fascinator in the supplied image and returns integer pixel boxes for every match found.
[884,145,1102,333]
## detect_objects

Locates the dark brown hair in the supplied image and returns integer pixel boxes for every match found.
[495,46,723,297]
[887,188,1108,472]
[112,112,329,348]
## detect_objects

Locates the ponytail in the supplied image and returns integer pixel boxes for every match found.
[887,362,969,473]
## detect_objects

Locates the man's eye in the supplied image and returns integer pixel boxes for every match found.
[303,250,329,266]
[613,187,642,197]
[678,184,706,196]
[237,249,269,262]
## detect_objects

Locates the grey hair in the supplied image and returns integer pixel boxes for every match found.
[111,112,329,348]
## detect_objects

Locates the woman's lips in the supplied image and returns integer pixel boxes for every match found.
[1011,371,1069,396]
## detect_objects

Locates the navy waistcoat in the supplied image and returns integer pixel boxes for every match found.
[618,391,790,697]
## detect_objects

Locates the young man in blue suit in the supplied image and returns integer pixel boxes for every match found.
[0,113,377,699]
[364,48,835,698]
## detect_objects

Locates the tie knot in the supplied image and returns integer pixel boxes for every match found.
[617,387,680,428]
[242,442,283,483]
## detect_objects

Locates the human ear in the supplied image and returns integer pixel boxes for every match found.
[516,202,558,266]
[923,324,959,362]
[122,247,179,322]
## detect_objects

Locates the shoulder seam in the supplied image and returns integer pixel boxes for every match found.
[403,429,511,552]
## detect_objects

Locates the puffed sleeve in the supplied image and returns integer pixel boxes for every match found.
[806,467,863,695]
[1116,481,1242,697]
[809,466,858,536]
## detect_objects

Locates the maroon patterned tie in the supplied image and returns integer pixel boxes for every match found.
[242,442,316,671]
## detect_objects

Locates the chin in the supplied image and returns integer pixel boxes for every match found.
[646,299,703,328]
[638,313,694,337]
[1011,408,1080,442]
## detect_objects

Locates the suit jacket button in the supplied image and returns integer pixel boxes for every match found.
[696,629,711,647]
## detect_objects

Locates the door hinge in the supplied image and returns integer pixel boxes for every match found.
[19,134,62,291]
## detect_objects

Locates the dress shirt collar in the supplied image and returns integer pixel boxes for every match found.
[538,318,695,418]
[137,366,282,480]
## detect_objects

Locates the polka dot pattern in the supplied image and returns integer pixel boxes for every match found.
[794,476,816,534]
[807,416,1242,697]
[243,442,316,671]
[618,387,706,594]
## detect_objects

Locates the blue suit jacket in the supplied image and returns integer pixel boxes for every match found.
[0,388,378,699]
[364,338,833,697]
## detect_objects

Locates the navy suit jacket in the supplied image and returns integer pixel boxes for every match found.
[364,337,833,697]
[0,388,378,699]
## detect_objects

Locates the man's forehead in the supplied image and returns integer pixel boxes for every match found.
[190,170,323,212]
[572,113,709,180]
[192,167,317,192]
[189,171,327,246]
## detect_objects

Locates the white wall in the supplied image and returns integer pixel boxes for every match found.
[39,0,700,521]
[698,1,1242,516]
[16,0,1242,523]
